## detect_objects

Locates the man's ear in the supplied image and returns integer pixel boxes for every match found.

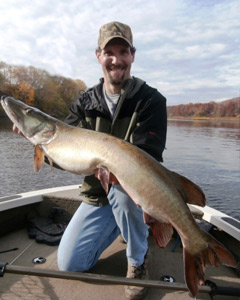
[131,52,135,63]
[95,49,101,64]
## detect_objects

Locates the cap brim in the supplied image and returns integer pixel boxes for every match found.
[100,36,132,49]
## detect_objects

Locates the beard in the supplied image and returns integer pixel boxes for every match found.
[109,74,125,86]
[107,65,128,86]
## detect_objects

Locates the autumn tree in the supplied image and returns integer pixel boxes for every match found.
[167,98,240,118]
[0,61,87,117]
[52,76,87,107]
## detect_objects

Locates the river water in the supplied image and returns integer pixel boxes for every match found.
[0,118,239,220]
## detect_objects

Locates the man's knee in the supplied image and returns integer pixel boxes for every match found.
[57,254,90,272]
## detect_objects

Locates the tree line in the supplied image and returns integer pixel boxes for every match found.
[1,61,239,120]
[0,61,87,117]
[167,97,240,119]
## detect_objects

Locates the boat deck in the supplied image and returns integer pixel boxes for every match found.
[1,230,239,299]
[0,189,239,300]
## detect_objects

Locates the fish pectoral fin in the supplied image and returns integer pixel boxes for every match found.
[109,173,119,185]
[95,167,119,194]
[183,232,237,297]
[170,171,206,207]
[34,145,45,172]
[144,212,173,248]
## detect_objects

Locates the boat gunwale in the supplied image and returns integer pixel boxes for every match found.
[1,185,239,241]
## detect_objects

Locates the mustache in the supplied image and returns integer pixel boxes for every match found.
[107,64,127,70]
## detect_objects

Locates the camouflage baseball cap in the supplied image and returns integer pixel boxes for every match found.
[98,21,133,49]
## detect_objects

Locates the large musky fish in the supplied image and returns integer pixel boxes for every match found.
[1,96,237,297]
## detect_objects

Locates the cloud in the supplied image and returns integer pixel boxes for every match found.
[0,0,239,105]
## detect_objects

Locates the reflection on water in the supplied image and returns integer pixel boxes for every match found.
[169,118,240,127]
[0,117,239,220]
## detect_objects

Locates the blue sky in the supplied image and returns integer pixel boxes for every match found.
[0,0,239,105]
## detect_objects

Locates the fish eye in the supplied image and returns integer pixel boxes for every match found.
[25,108,34,115]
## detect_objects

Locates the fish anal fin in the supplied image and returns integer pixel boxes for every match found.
[170,171,206,207]
[34,145,45,172]
[183,232,237,297]
[144,212,173,248]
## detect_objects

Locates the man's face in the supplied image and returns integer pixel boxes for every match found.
[96,38,135,88]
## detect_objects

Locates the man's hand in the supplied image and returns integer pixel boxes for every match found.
[13,124,24,137]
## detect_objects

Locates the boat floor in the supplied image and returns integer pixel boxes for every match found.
[0,227,239,300]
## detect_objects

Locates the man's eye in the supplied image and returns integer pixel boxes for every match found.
[121,50,128,55]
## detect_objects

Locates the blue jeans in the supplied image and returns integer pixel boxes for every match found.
[57,185,149,272]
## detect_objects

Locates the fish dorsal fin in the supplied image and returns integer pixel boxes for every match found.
[169,170,206,207]
[143,212,173,248]
[34,145,45,172]
[95,167,119,194]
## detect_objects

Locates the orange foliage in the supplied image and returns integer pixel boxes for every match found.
[167,98,240,118]
[0,61,87,117]
[15,82,35,105]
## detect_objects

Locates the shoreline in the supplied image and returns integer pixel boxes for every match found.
[168,116,240,122]
[1,114,240,123]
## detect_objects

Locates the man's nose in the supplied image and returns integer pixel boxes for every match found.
[112,55,120,64]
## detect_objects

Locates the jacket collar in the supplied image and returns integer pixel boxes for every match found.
[81,77,145,112]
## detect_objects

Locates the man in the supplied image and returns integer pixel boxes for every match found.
[57,21,167,299]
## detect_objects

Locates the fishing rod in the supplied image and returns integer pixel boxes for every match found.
[1,261,240,298]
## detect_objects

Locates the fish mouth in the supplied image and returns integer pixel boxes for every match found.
[0,96,8,109]
[1,96,23,126]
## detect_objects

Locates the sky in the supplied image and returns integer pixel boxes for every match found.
[0,0,239,105]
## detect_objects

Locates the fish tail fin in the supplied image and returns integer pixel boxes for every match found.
[183,233,237,297]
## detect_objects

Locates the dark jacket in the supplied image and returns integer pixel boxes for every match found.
[65,77,167,206]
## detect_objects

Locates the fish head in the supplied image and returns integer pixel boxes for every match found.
[1,96,57,145]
